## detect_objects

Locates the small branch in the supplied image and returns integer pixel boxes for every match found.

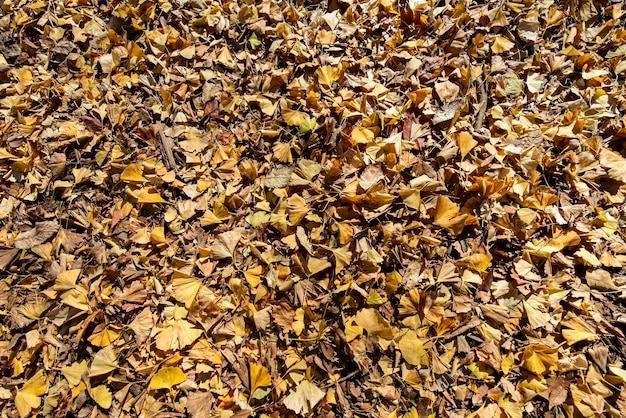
[157,124,176,171]
[474,64,488,132]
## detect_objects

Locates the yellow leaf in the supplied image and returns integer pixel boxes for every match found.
[244,265,263,287]
[456,253,492,272]
[179,45,195,59]
[87,327,121,347]
[306,256,332,276]
[316,65,340,87]
[287,194,309,226]
[560,316,598,345]
[273,142,293,163]
[137,187,165,204]
[120,163,146,183]
[89,345,119,377]
[249,363,271,398]
[457,131,478,158]
[398,330,429,366]
[351,126,375,144]
[523,296,549,329]
[171,275,202,308]
[150,227,167,244]
[54,269,81,291]
[521,344,559,376]
[467,362,493,380]
[61,360,88,387]
[91,385,112,409]
[400,189,421,210]
[491,35,515,53]
[331,246,352,274]
[354,308,394,339]
[149,366,186,390]
[433,195,476,234]
[15,370,48,418]
[292,307,305,336]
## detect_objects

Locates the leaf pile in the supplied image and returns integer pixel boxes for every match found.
[2,0,626,417]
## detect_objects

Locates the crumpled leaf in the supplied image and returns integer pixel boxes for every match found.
[283,380,326,414]
[14,221,59,249]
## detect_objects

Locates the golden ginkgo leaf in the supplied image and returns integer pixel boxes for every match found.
[15,370,48,418]
[249,362,271,398]
[149,366,186,390]
[120,163,146,183]
[91,385,113,409]
[521,344,559,376]
[398,330,429,366]
[137,187,165,204]
[87,327,121,347]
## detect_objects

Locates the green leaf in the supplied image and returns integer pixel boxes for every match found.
[300,117,317,133]
[249,33,262,49]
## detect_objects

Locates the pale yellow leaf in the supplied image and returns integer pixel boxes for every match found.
[89,345,118,377]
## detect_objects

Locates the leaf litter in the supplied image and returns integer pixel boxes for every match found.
[1,0,626,417]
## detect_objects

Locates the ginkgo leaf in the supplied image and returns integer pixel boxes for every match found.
[521,344,559,376]
[150,227,167,244]
[282,108,309,126]
[129,307,153,343]
[283,380,326,415]
[433,196,476,234]
[137,187,165,204]
[13,221,59,249]
[561,316,599,345]
[211,230,241,259]
[87,327,121,347]
[315,65,340,87]
[265,166,293,188]
[456,131,478,158]
[171,275,202,308]
[54,269,81,291]
[61,360,88,387]
[249,363,271,399]
[15,370,48,418]
[91,385,112,409]
[456,253,492,273]
[354,308,394,339]
[398,330,429,366]
[120,163,146,183]
[306,256,332,276]
[149,366,186,390]
[491,35,515,53]
[155,319,202,351]
[253,307,271,331]
[89,345,119,377]
[244,265,263,287]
